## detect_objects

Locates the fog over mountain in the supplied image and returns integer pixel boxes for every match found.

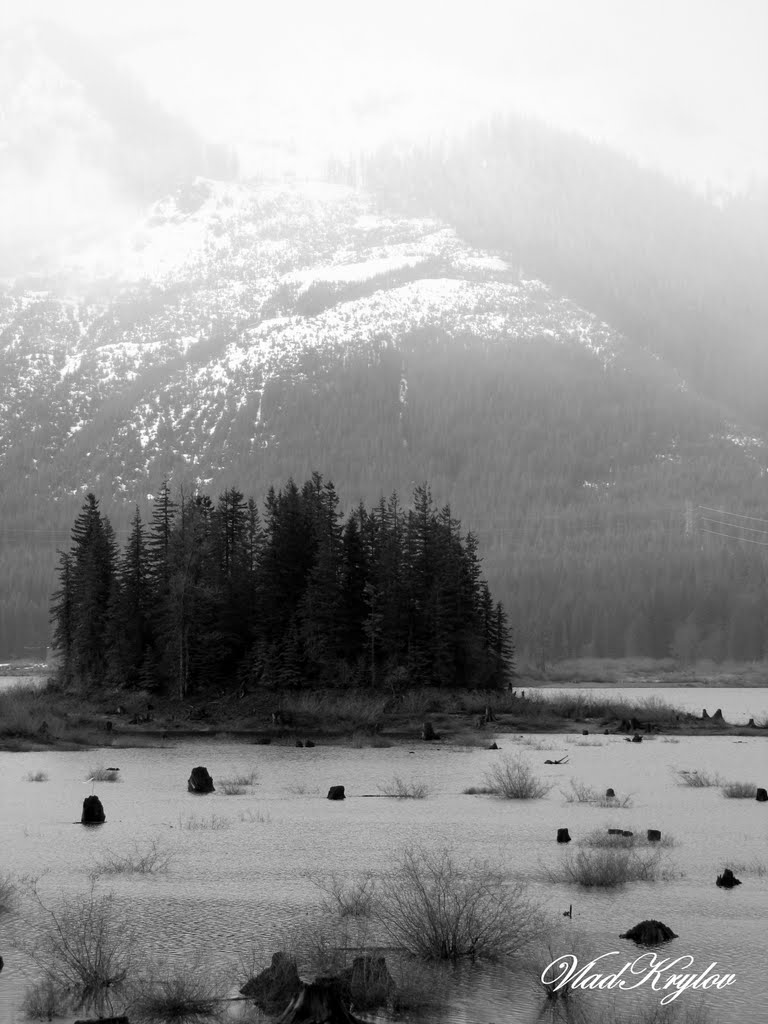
[1,2,767,666]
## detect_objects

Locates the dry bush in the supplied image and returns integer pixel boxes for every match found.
[375,845,542,961]
[561,780,633,807]
[238,808,271,823]
[89,839,173,878]
[547,848,670,887]
[377,775,430,799]
[675,769,723,788]
[309,871,377,918]
[724,858,767,877]
[178,814,231,831]
[87,766,121,782]
[22,977,71,1020]
[24,770,49,782]
[129,965,227,1023]
[218,781,246,795]
[722,781,757,798]
[483,756,552,799]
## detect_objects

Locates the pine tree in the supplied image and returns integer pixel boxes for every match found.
[50,550,74,685]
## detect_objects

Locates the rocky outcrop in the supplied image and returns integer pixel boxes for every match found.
[621,920,678,945]
[81,795,105,824]
[240,952,301,1013]
[188,766,215,793]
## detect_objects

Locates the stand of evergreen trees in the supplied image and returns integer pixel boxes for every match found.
[50,475,513,696]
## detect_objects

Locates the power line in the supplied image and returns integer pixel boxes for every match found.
[699,527,768,547]
[699,516,768,537]
[697,505,768,527]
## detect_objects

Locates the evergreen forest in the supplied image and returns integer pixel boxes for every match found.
[49,476,513,696]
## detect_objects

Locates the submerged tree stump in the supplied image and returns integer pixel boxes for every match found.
[647,829,662,842]
[621,920,678,945]
[81,795,105,824]
[631,734,643,743]
[240,951,301,1012]
[276,977,368,1023]
[421,721,439,741]
[605,788,615,798]
[188,766,215,793]
[756,788,767,802]
[339,956,396,1010]
[327,786,345,800]
[557,828,571,843]
[716,868,741,888]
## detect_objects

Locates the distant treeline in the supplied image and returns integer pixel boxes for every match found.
[50,475,513,696]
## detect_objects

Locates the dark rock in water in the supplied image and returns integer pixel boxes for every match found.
[304,740,315,748]
[621,920,678,945]
[606,788,615,798]
[327,786,346,800]
[756,788,768,802]
[81,795,105,824]
[421,720,440,741]
[277,977,367,1023]
[647,829,662,842]
[557,828,571,843]
[240,951,301,1012]
[716,868,742,888]
[631,734,643,743]
[188,766,215,793]
[488,742,499,750]
[339,955,396,1010]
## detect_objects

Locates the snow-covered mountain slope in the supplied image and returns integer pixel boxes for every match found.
[0,178,629,492]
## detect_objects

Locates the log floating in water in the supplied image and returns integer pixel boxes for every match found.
[276,977,368,1023]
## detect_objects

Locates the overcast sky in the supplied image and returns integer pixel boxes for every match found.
[4,0,768,193]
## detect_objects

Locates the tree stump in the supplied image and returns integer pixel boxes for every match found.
[488,742,499,750]
[81,795,105,824]
[620,920,677,945]
[339,956,396,1010]
[421,721,439,741]
[702,709,710,719]
[305,740,315,748]
[296,740,304,748]
[605,788,615,798]
[241,951,301,1012]
[631,734,643,743]
[276,977,367,1023]
[327,786,345,800]
[756,788,767,802]
[608,828,624,835]
[647,829,662,842]
[188,766,215,793]
[557,828,571,843]
[712,708,725,723]
[621,830,634,838]
[716,868,741,888]
[748,719,757,728]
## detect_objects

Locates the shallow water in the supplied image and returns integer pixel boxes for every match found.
[1,725,766,1024]
[530,685,768,725]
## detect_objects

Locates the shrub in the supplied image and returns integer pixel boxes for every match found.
[129,965,226,1023]
[547,848,669,887]
[483,756,552,799]
[561,780,633,807]
[310,872,376,918]
[724,858,767,877]
[178,814,230,831]
[377,775,430,799]
[90,839,173,877]
[238,808,271,823]
[579,828,676,849]
[0,872,17,914]
[24,770,49,782]
[22,977,70,1020]
[222,771,257,786]
[676,769,723,787]
[722,781,757,798]
[22,884,134,1012]
[87,767,121,782]
[375,845,541,960]
[218,781,246,795]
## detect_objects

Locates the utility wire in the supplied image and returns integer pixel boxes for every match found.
[699,527,768,547]
[697,505,768,526]
[699,516,768,537]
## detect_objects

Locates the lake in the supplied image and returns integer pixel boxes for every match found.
[1,711,766,1024]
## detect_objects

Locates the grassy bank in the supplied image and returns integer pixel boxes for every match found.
[2,667,766,752]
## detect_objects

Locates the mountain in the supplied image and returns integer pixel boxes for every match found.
[3,171,768,666]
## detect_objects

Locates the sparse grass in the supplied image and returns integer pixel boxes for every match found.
[676,769,723,787]
[223,770,257,786]
[24,769,49,782]
[238,808,271,823]
[89,839,173,878]
[178,813,231,831]
[218,781,246,795]
[561,780,633,807]
[512,736,558,751]
[310,871,377,917]
[547,848,671,887]
[285,781,319,795]
[87,766,121,782]
[482,756,552,799]
[377,775,430,799]
[388,959,447,1013]
[129,965,227,1023]
[722,781,757,798]
[375,845,542,961]
[724,858,767,877]
[579,828,676,849]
